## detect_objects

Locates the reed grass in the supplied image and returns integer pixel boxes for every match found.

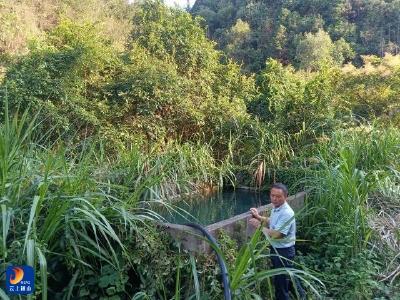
[304,125,400,257]
[0,103,231,297]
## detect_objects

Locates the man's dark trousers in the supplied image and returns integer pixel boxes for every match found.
[270,246,305,300]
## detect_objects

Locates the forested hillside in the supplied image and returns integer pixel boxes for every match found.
[0,0,254,147]
[192,0,400,71]
[0,0,399,299]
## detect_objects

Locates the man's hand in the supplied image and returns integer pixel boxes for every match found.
[250,207,269,226]
[250,207,261,219]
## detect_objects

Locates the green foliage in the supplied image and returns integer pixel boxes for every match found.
[338,54,400,124]
[192,0,400,71]
[1,20,120,140]
[1,1,256,148]
[0,0,133,59]
[131,0,218,76]
[0,105,232,299]
[126,0,255,141]
[295,29,354,71]
[125,228,190,299]
[250,59,339,138]
[303,126,400,254]
[298,227,382,299]
[295,125,400,298]
[332,37,355,66]
[224,19,262,72]
[1,1,399,298]
[296,29,335,71]
[77,264,130,299]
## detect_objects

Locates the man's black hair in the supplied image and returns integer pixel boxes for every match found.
[271,183,288,197]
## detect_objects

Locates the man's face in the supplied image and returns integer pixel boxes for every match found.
[270,188,287,208]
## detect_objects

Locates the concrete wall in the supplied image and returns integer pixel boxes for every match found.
[162,191,307,253]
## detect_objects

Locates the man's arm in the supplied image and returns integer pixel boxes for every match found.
[262,228,284,239]
[250,208,270,227]
[249,213,284,239]
[266,211,294,240]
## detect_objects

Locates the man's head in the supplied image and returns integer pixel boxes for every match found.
[270,183,288,208]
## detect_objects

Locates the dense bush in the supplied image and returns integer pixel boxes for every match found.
[1,2,256,149]
[1,1,399,298]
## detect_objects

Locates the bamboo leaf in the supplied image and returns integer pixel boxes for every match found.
[36,247,47,300]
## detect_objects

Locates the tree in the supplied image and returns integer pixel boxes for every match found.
[1,1,257,147]
[338,53,400,124]
[0,20,121,139]
[249,58,340,137]
[127,1,256,140]
[332,37,355,65]
[224,19,254,69]
[191,0,400,71]
[295,29,335,71]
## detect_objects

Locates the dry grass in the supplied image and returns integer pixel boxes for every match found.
[368,192,400,285]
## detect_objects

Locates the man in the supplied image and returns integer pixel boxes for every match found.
[249,183,304,300]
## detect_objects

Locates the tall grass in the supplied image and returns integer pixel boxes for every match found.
[113,141,225,204]
[0,103,235,298]
[186,227,323,299]
[304,125,400,255]
[0,108,157,297]
[0,110,134,296]
[216,119,294,188]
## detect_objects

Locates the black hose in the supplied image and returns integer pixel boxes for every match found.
[185,223,232,300]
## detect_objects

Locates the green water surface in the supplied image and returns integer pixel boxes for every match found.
[158,189,270,226]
